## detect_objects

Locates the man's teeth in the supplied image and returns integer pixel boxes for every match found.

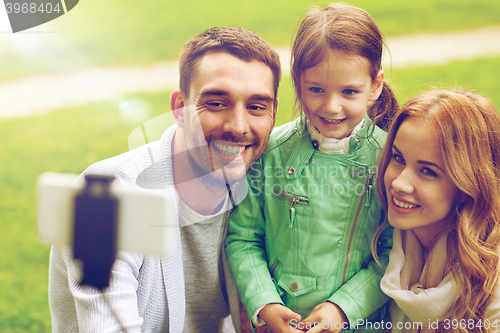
[321,117,344,124]
[213,142,245,156]
[393,197,417,209]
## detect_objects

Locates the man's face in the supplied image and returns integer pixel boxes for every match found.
[175,51,276,185]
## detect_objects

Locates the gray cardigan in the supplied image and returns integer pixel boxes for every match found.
[48,125,241,333]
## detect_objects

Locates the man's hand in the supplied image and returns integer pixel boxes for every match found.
[259,303,302,333]
[300,302,348,333]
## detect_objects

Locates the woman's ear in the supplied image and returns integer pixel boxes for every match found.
[369,70,385,101]
[171,89,186,128]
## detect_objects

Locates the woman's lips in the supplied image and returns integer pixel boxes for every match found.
[390,194,420,214]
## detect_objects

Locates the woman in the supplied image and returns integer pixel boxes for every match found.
[373,88,500,332]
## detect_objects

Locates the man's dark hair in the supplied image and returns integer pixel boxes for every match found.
[179,27,281,102]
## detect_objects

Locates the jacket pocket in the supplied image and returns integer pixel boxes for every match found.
[276,273,317,297]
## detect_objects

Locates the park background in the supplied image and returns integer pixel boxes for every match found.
[1,0,500,331]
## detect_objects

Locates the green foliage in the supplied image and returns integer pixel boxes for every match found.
[2,0,500,81]
[389,56,500,108]
[49,0,500,67]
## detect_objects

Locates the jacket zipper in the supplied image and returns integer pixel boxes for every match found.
[270,259,280,277]
[342,171,374,283]
[273,190,309,228]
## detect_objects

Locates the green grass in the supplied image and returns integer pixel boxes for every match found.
[389,56,500,108]
[49,0,500,66]
[1,53,500,331]
[2,0,500,81]
[0,93,171,332]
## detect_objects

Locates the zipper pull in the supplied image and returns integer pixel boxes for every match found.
[289,198,297,228]
[364,172,374,207]
[270,260,280,277]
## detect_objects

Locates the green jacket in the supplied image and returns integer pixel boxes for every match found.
[226,116,393,332]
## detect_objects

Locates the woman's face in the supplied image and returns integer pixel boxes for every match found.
[384,117,460,247]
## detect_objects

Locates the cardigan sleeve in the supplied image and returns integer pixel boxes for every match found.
[49,244,144,333]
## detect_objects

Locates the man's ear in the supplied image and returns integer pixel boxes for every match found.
[171,89,186,129]
[369,70,385,101]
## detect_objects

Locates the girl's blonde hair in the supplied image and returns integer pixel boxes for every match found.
[373,88,500,332]
[291,3,398,130]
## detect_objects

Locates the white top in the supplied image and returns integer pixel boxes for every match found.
[381,228,500,333]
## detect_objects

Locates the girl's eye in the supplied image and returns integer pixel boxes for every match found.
[422,168,437,177]
[343,89,358,95]
[308,87,324,93]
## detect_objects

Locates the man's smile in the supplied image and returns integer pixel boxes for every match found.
[210,142,248,159]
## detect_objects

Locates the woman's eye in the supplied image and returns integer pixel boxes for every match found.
[422,168,437,177]
[343,89,357,95]
[308,87,324,93]
[392,153,404,164]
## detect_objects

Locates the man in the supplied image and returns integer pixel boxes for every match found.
[49,27,280,333]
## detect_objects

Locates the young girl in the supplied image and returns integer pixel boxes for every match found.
[373,89,500,333]
[226,3,398,333]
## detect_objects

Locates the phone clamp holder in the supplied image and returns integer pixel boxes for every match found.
[73,175,118,290]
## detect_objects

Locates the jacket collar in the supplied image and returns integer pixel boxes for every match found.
[284,114,378,179]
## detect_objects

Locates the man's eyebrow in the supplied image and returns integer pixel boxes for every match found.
[199,89,274,103]
[199,89,229,97]
[249,94,274,103]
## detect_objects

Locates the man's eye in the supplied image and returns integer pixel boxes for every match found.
[205,102,226,110]
[248,105,265,111]
[308,87,323,93]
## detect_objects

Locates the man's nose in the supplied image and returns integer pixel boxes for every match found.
[391,168,414,194]
[223,104,250,136]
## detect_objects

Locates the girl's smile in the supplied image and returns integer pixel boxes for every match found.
[300,49,384,140]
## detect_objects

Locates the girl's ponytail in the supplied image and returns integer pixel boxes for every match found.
[368,81,399,131]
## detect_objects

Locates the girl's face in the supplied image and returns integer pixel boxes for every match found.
[300,49,383,139]
[384,118,460,248]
